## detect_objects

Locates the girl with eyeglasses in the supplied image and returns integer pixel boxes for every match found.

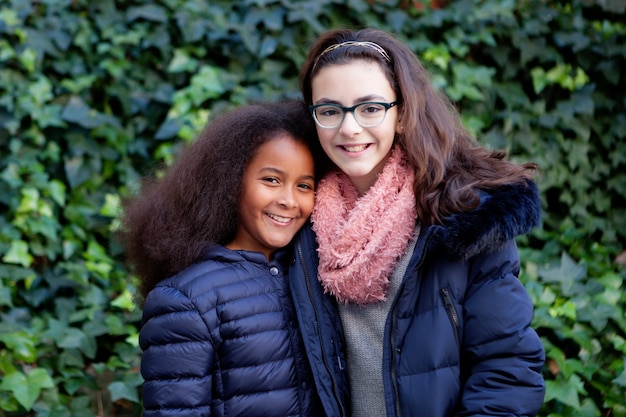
[289,28,546,417]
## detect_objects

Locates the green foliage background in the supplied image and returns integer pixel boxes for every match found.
[0,0,624,416]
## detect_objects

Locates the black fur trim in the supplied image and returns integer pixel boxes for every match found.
[433,180,541,261]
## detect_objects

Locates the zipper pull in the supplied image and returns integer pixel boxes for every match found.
[332,338,345,370]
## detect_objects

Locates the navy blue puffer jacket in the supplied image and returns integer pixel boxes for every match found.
[139,246,321,417]
[289,181,546,417]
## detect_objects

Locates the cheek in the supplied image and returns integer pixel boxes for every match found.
[300,194,315,217]
[375,124,398,147]
[316,127,334,146]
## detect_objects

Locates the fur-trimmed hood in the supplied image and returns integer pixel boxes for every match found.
[430,180,542,261]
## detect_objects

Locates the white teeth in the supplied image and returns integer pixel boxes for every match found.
[342,144,368,152]
[268,213,291,223]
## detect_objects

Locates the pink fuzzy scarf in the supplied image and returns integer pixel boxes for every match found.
[312,146,417,305]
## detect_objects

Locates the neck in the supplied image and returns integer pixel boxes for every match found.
[349,151,393,196]
[350,173,377,196]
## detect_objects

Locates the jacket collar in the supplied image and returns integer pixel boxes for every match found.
[202,244,291,266]
[428,180,541,261]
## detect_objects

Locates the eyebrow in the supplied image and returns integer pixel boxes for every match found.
[258,167,315,181]
[314,94,389,106]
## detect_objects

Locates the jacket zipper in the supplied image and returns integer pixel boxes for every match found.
[389,230,435,417]
[389,284,405,417]
[440,288,460,347]
[297,242,346,417]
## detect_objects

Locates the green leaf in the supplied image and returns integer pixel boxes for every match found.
[47,179,67,207]
[2,240,33,267]
[538,252,587,296]
[108,381,139,403]
[58,327,98,359]
[27,77,53,105]
[549,300,577,320]
[60,74,98,94]
[155,117,182,140]
[105,314,125,335]
[127,4,168,22]
[614,366,626,387]
[0,331,37,362]
[68,395,97,416]
[0,368,54,411]
[100,193,120,217]
[60,96,120,129]
[531,67,548,93]
[0,284,12,307]
[259,36,278,58]
[64,155,92,189]
[422,45,451,70]
[111,288,137,311]
[19,49,37,73]
[167,49,198,73]
[544,379,581,408]
[189,65,227,103]
[0,8,21,27]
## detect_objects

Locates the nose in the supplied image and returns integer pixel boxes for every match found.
[278,187,298,209]
[338,110,363,136]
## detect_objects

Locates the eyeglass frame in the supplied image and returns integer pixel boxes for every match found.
[309,101,398,129]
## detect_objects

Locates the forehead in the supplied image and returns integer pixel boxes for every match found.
[311,60,394,104]
[249,135,313,170]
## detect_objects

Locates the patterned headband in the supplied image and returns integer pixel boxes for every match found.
[312,41,392,70]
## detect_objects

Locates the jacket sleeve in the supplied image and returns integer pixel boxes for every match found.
[139,284,215,417]
[459,239,546,416]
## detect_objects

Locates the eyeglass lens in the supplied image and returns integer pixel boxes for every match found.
[313,103,390,128]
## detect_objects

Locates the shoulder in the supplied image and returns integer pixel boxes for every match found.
[143,246,273,315]
[430,180,541,261]
[140,247,284,345]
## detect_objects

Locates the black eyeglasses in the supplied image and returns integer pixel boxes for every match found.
[309,101,398,129]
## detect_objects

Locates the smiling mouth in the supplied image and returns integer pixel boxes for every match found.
[267,213,292,223]
[341,144,370,152]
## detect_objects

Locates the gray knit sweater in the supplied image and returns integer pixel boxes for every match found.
[338,226,420,417]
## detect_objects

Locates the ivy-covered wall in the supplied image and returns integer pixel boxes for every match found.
[0,0,624,416]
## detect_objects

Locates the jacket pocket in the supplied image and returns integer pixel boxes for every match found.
[440,287,460,347]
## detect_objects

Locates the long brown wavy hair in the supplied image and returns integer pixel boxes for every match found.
[300,28,537,226]
[118,100,321,298]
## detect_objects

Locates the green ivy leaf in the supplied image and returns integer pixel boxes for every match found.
[155,118,182,140]
[111,289,137,311]
[18,49,37,73]
[47,179,67,207]
[0,368,54,411]
[538,252,587,296]
[63,155,92,189]
[105,315,125,335]
[100,193,120,217]
[60,96,120,129]
[544,378,581,409]
[0,331,37,362]
[58,327,97,359]
[614,361,626,387]
[0,8,21,27]
[259,36,278,58]
[167,49,198,73]
[127,4,168,22]
[2,240,33,267]
[108,381,139,403]
[0,284,12,307]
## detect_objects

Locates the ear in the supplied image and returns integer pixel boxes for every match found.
[395,106,404,134]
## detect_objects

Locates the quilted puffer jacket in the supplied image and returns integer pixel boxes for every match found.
[289,180,546,417]
[139,246,321,417]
